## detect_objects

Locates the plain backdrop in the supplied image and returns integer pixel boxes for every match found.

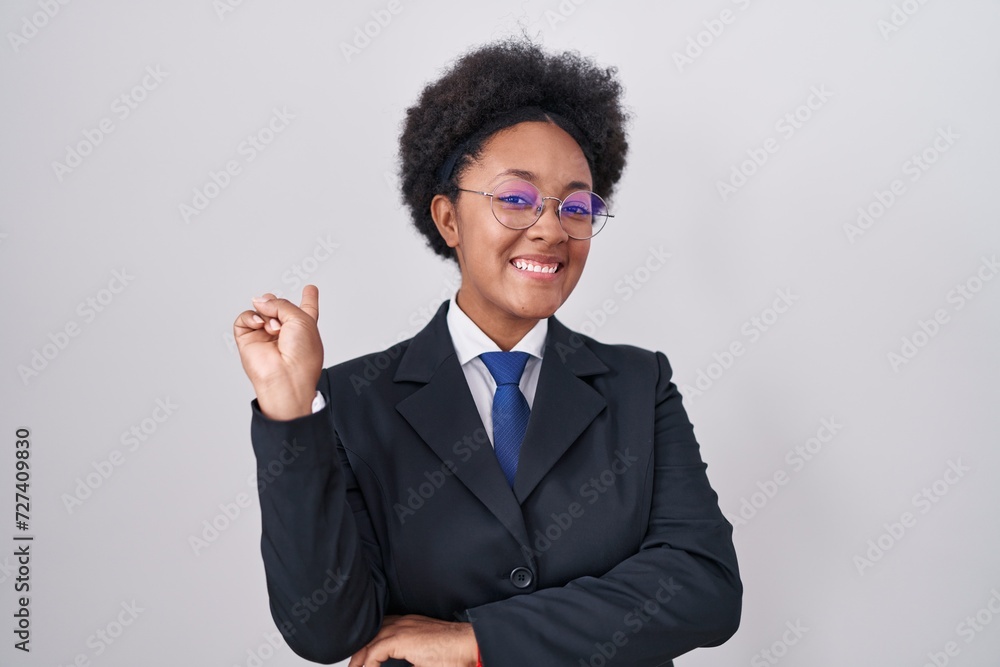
[2,1,999,665]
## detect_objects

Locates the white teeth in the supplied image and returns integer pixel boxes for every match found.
[512,259,558,273]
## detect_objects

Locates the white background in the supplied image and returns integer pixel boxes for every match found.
[2,1,999,666]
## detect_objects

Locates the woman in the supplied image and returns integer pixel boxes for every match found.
[234,39,741,667]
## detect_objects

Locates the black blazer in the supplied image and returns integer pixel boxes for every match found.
[250,300,741,666]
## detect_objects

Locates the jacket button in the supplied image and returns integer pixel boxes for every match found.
[509,567,533,588]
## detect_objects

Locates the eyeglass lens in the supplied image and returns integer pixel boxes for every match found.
[491,180,609,238]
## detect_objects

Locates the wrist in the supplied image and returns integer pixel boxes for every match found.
[255,391,314,421]
[467,623,481,667]
[454,620,480,667]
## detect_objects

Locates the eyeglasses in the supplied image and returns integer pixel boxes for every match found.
[456,179,613,240]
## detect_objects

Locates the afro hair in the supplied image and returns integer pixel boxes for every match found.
[397,38,630,263]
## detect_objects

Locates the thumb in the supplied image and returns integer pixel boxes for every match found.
[299,284,319,322]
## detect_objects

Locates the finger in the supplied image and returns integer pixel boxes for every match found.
[250,292,279,315]
[299,284,319,323]
[233,309,267,334]
[233,310,279,343]
[248,292,278,329]
[348,618,403,667]
[250,293,306,329]
[349,644,388,667]
[359,640,393,667]
[347,646,367,667]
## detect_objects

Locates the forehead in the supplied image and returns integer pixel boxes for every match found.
[472,121,592,189]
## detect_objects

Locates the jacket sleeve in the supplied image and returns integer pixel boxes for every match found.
[250,371,388,664]
[464,350,742,665]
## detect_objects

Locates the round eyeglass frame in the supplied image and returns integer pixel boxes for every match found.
[456,178,614,240]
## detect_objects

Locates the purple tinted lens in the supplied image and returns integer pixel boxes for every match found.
[493,182,539,209]
[561,191,608,237]
[562,192,596,217]
[492,181,540,227]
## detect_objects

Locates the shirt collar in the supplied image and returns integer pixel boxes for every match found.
[446,292,548,367]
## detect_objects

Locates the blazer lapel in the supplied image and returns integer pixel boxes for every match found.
[394,301,531,550]
[393,300,610,548]
[512,315,608,503]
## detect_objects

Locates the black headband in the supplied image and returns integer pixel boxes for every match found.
[435,107,591,185]
[437,139,472,184]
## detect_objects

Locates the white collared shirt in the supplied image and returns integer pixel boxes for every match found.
[310,293,548,449]
[445,292,547,448]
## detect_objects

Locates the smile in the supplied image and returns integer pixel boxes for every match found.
[511,259,560,274]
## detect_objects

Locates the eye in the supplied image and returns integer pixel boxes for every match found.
[561,194,593,217]
[496,193,534,209]
[560,203,592,216]
[493,183,539,210]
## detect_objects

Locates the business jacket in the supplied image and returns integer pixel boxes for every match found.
[250,299,741,666]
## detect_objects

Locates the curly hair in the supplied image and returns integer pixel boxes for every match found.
[397,38,630,263]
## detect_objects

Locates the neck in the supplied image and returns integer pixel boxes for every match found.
[455,289,539,352]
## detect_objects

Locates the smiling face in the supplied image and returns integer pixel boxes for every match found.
[430,120,593,350]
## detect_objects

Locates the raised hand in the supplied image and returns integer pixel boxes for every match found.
[233,284,324,420]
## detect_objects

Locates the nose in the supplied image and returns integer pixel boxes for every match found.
[528,196,569,243]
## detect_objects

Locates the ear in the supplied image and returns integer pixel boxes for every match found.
[430,193,460,250]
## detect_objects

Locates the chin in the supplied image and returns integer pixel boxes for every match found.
[509,295,563,319]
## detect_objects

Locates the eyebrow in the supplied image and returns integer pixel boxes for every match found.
[488,168,592,192]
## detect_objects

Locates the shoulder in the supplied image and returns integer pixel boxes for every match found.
[547,317,673,383]
[319,335,416,402]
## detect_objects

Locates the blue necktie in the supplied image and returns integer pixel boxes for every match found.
[479,351,531,488]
